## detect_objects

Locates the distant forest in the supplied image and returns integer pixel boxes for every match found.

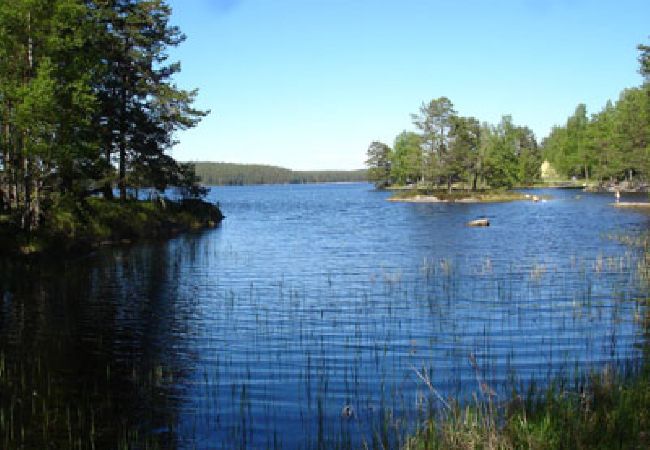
[191,162,367,185]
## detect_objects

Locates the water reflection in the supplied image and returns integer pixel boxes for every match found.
[0,244,197,448]
[1,184,649,449]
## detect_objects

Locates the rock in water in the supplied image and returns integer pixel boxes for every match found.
[341,405,354,419]
[467,218,490,227]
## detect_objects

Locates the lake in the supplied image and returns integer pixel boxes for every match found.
[1,183,648,449]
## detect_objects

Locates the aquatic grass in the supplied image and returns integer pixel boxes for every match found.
[404,364,650,450]
[1,224,648,448]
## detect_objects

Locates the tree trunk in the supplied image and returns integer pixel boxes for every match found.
[103,147,114,200]
[119,43,129,201]
[119,79,127,201]
[4,110,14,212]
[22,156,30,230]
[31,168,40,230]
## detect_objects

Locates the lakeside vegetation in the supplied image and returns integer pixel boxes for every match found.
[192,161,367,185]
[0,196,223,255]
[367,43,650,195]
[405,366,650,449]
[404,232,650,450]
[0,0,648,448]
[0,0,221,254]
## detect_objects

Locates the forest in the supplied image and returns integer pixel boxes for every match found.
[367,44,650,191]
[193,162,367,185]
[543,45,649,185]
[0,0,207,236]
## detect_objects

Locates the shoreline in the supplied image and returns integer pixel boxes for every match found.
[613,202,650,208]
[387,190,547,204]
[0,197,224,257]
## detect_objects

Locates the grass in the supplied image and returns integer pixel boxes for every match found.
[404,365,650,450]
[404,230,650,450]
[0,195,223,255]
[1,197,647,448]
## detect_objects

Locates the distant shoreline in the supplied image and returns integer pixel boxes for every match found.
[190,162,367,186]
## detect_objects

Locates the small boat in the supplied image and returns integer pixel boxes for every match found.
[467,218,490,227]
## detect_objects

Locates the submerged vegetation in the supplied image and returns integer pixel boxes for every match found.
[405,230,650,450]
[406,367,650,449]
[1,184,649,448]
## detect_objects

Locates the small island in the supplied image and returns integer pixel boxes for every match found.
[388,189,539,203]
[364,98,546,201]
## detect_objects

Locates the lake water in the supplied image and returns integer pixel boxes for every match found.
[1,183,648,449]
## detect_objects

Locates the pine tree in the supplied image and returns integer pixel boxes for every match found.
[93,0,207,200]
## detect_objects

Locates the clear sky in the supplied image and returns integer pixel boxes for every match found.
[166,0,649,170]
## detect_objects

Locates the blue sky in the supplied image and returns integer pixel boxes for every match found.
[166,0,649,170]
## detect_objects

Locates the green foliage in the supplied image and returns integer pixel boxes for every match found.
[543,43,650,185]
[368,42,650,191]
[411,97,456,186]
[481,116,536,189]
[406,369,650,450]
[449,116,481,189]
[192,162,367,185]
[368,101,540,190]
[639,42,650,82]
[31,194,222,253]
[391,132,422,185]
[366,141,393,187]
[0,0,208,235]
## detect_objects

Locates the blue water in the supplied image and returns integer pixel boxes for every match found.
[1,183,648,448]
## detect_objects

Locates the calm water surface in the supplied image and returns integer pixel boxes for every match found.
[1,183,648,448]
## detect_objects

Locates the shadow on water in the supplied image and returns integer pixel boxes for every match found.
[0,184,649,449]
[0,242,202,448]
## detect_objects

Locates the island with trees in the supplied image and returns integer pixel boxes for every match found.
[367,43,650,202]
[0,0,222,255]
[365,97,543,202]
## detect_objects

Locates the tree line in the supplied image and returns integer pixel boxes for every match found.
[366,98,541,190]
[542,44,649,185]
[367,43,649,190]
[0,0,205,231]
[193,162,367,186]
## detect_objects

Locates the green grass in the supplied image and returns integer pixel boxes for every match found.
[0,195,223,256]
[405,367,650,450]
